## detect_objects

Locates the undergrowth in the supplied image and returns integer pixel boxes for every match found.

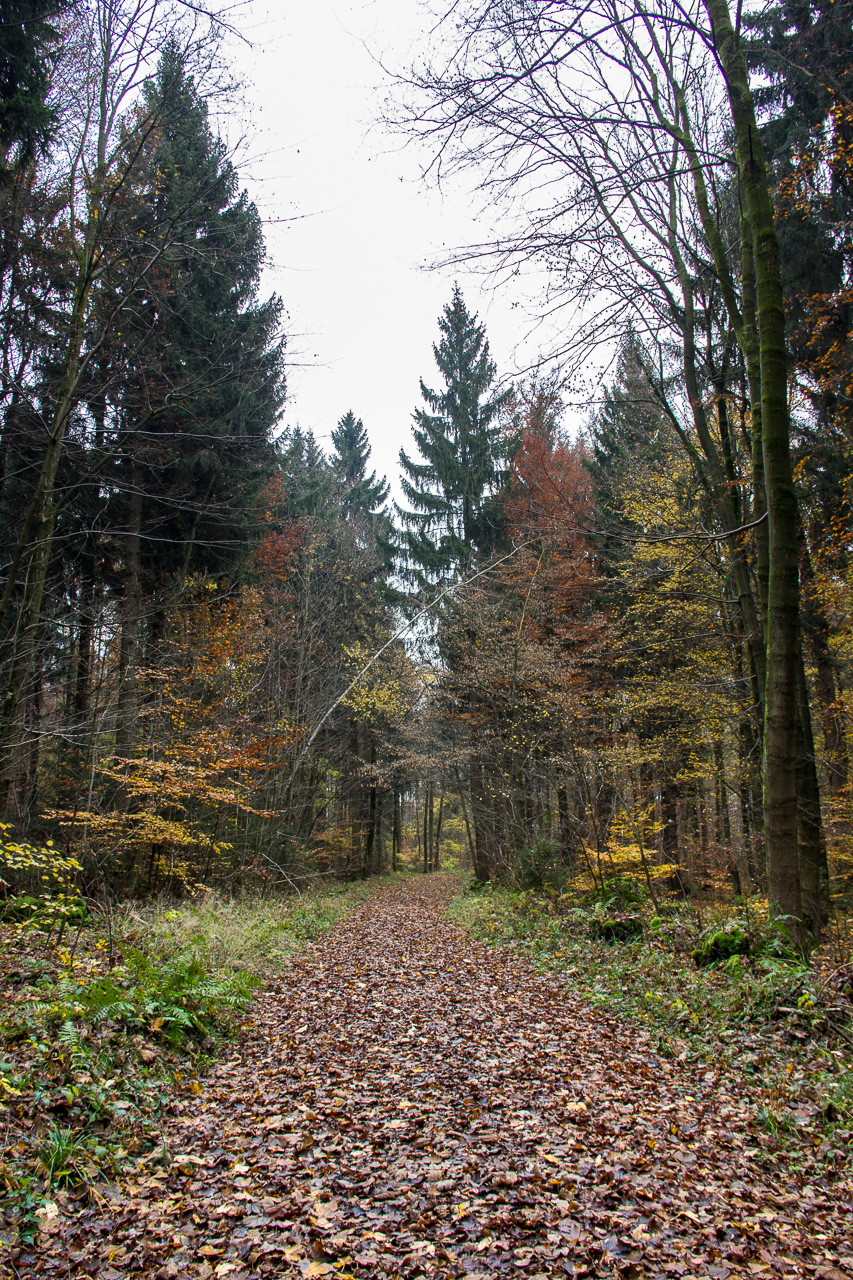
[450,880,853,1172]
[0,876,394,1249]
[121,878,389,978]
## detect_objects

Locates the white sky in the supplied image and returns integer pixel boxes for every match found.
[227,0,564,497]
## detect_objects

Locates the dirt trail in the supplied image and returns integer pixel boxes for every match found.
[35,877,853,1278]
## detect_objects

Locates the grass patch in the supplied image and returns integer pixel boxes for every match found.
[449,881,853,1171]
[0,875,396,1248]
[120,878,390,978]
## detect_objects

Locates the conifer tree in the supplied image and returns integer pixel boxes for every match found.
[107,40,285,583]
[746,0,853,435]
[0,0,73,182]
[277,426,335,520]
[397,285,513,589]
[586,336,670,575]
[331,411,389,516]
[97,41,285,761]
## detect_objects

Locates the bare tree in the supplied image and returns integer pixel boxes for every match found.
[392,0,812,924]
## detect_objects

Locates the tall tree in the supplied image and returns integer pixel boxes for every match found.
[397,284,514,590]
[0,3,284,815]
[0,0,74,182]
[703,0,806,925]
[331,410,389,516]
[102,40,284,759]
[393,0,821,925]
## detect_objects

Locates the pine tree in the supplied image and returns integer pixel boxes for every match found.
[0,0,73,182]
[108,40,286,584]
[277,426,336,520]
[397,285,514,589]
[330,411,390,516]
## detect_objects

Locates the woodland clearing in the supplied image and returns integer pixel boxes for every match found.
[14,875,853,1279]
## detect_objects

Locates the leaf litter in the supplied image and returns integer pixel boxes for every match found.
[27,876,853,1278]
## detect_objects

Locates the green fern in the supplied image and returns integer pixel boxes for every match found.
[57,1021,80,1051]
[7,942,255,1051]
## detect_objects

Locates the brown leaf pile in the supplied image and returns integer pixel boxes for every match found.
[30,877,853,1278]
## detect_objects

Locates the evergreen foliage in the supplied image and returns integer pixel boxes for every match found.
[586,337,669,574]
[330,410,394,574]
[139,43,281,576]
[109,40,286,583]
[331,410,390,516]
[746,0,853,433]
[2,0,853,942]
[277,426,336,520]
[0,0,73,179]
[397,285,514,589]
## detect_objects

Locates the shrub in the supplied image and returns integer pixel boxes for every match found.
[1,893,90,928]
[586,874,647,907]
[512,840,571,891]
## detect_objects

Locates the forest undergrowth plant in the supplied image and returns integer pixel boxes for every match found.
[36,1123,97,1190]
[120,880,392,977]
[0,877,392,1245]
[511,839,572,891]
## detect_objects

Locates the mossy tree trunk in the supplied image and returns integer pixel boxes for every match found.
[703,0,805,924]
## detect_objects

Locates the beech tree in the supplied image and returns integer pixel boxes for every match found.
[394,0,820,925]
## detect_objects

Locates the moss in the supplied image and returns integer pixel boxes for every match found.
[591,915,644,942]
[692,926,750,967]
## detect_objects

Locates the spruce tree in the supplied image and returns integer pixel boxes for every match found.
[92,42,285,760]
[746,0,853,431]
[397,285,513,589]
[110,40,285,584]
[586,335,670,574]
[277,426,336,520]
[331,411,390,516]
[0,0,73,181]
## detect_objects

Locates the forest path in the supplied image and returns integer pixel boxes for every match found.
[43,876,851,1279]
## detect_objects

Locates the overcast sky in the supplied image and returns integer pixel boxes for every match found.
[226,0,564,497]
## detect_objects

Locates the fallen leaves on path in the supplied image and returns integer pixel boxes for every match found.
[29,877,853,1278]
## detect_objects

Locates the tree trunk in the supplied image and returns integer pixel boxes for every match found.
[434,788,445,871]
[21,646,44,828]
[0,194,102,817]
[660,779,680,863]
[115,476,142,763]
[74,557,97,728]
[453,766,476,870]
[469,755,494,880]
[704,0,803,922]
[795,644,828,936]
[713,742,732,847]
[800,532,849,796]
[392,787,401,871]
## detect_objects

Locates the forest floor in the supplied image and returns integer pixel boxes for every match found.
[26,876,853,1279]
